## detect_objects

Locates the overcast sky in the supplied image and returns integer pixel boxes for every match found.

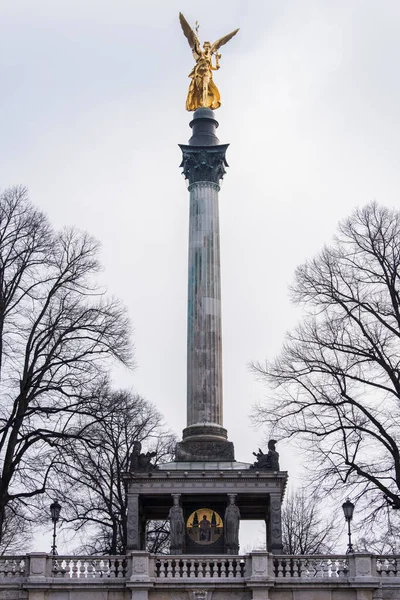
[1,0,400,550]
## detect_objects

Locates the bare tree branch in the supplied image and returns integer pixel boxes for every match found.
[253,202,400,517]
[0,187,133,544]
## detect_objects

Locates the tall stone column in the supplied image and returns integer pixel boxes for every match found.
[175,108,234,462]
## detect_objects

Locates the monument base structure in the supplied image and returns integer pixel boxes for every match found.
[125,463,287,555]
[125,109,288,557]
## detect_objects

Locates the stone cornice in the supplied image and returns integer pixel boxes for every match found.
[123,470,288,483]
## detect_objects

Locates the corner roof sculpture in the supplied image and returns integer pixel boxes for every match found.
[179,12,239,111]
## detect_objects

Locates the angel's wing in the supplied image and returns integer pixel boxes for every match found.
[211,28,239,54]
[179,13,201,55]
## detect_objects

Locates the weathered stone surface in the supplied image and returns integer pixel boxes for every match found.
[185,180,224,434]
[182,424,228,440]
[70,593,108,600]
[126,493,139,551]
[175,439,235,462]
[269,593,293,600]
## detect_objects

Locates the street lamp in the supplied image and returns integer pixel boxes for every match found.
[342,498,355,554]
[50,499,62,556]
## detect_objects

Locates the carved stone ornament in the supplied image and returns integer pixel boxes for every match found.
[250,440,280,471]
[252,555,268,576]
[189,591,213,600]
[132,557,147,574]
[129,441,159,472]
[175,438,234,461]
[271,499,281,511]
[179,144,229,185]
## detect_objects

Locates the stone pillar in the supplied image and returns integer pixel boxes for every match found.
[127,493,140,551]
[245,551,271,600]
[267,493,283,554]
[176,108,234,462]
[186,179,223,430]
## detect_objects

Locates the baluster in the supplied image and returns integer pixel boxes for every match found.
[10,560,16,577]
[79,560,86,578]
[227,559,234,578]
[232,559,239,578]
[181,559,188,578]
[167,559,173,578]
[5,561,11,578]
[376,559,382,576]
[57,559,65,578]
[314,559,322,578]
[86,561,94,578]
[212,560,219,578]
[158,560,166,578]
[322,558,329,578]
[110,559,118,578]
[155,559,161,578]
[389,558,396,577]
[95,559,102,578]
[383,559,390,576]
[380,559,388,577]
[63,559,69,578]
[197,560,204,578]
[335,558,344,578]
[277,558,284,578]
[219,560,228,577]
[70,559,78,579]
[299,558,307,578]
[189,561,196,578]
[344,557,350,577]
[204,560,211,578]
[290,558,299,578]
[394,558,399,577]
[117,560,124,578]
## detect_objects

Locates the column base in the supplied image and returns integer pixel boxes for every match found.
[175,438,235,462]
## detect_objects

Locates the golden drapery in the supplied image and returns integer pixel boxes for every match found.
[185,57,221,111]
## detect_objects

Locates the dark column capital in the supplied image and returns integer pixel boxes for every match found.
[179,144,229,186]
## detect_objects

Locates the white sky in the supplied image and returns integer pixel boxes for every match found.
[1,0,400,551]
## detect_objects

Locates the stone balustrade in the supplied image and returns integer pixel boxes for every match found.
[0,552,400,599]
[0,556,26,578]
[153,555,246,579]
[272,554,349,578]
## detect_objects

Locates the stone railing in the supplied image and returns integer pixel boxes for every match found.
[51,555,128,578]
[1,552,400,581]
[376,556,400,576]
[0,556,26,578]
[1,552,400,599]
[153,555,246,579]
[272,555,349,578]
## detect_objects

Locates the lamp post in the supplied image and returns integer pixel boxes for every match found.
[342,498,355,554]
[50,499,61,556]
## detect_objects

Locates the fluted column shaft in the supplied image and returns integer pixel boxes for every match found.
[187,180,222,428]
[177,107,233,458]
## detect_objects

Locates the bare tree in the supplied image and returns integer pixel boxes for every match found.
[0,504,32,555]
[50,386,175,555]
[253,203,400,518]
[146,520,170,554]
[282,489,338,554]
[0,187,133,544]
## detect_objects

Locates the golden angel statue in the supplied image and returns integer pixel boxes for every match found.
[179,13,239,111]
